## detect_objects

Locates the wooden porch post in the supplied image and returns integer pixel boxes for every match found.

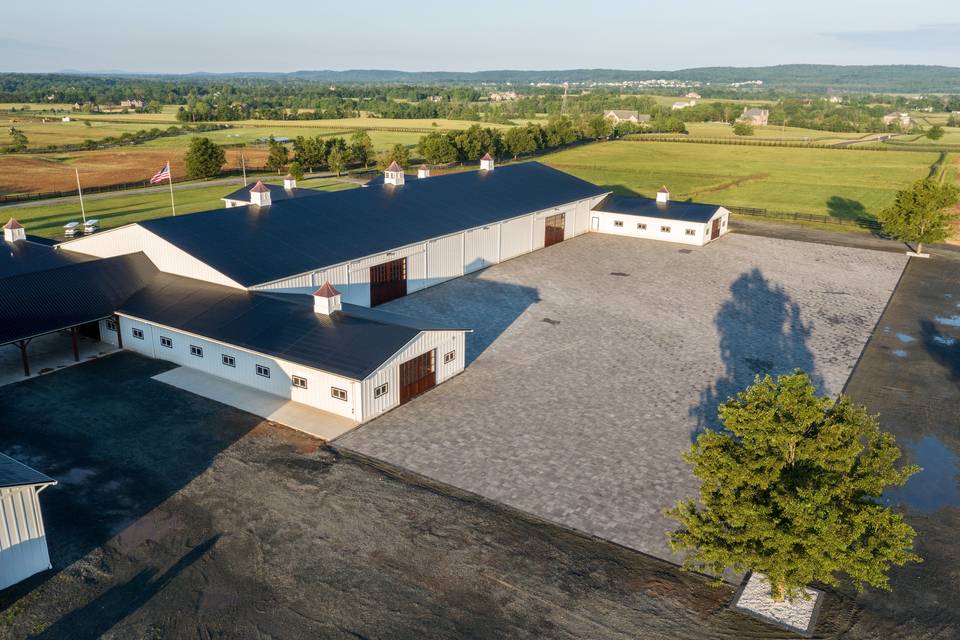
[71,327,80,362]
[15,339,31,376]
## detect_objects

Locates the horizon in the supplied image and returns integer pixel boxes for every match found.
[4,0,959,74]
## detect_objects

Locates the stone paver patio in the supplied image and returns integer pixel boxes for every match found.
[336,233,906,563]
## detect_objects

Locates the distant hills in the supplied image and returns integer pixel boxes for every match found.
[45,65,960,93]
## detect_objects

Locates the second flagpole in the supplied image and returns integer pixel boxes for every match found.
[167,160,176,216]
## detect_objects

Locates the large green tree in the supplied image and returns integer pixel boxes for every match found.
[668,372,920,602]
[376,143,410,170]
[266,138,290,173]
[183,136,225,179]
[349,130,374,168]
[877,177,959,254]
[326,147,346,176]
[417,132,458,164]
[926,124,945,140]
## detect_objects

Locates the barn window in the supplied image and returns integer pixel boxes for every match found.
[637,223,647,230]
[685,229,696,236]
[613,220,624,228]
[331,387,348,401]
[660,226,671,233]
[374,383,388,398]
[132,328,144,340]
[256,364,270,378]
[222,354,236,367]
[190,345,203,358]
[443,350,456,364]
[105,318,118,332]
[721,219,727,228]
[292,375,308,389]
[160,336,173,348]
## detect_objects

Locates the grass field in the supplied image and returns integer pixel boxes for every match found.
[681,122,866,143]
[540,140,946,219]
[8,177,357,237]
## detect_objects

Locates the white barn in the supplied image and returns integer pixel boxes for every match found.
[0,454,56,591]
[2,159,729,432]
[591,187,729,246]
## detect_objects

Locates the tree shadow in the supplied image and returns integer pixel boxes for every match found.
[690,268,822,439]
[31,535,220,640]
[598,184,642,197]
[920,319,960,381]
[826,196,866,220]
[0,354,261,608]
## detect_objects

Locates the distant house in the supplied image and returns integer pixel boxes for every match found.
[120,99,144,109]
[427,95,443,103]
[671,100,697,110]
[684,92,701,100]
[603,110,651,125]
[739,108,769,126]
[61,116,71,123]
[489,91,518,102]
[882,112,912,127]
[828,96,843,104]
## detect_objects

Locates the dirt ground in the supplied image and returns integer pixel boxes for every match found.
[0,148,269,195]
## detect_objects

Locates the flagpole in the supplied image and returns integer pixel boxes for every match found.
[241,153,247,185]
[75,167,87,223]
[167,160,176,216]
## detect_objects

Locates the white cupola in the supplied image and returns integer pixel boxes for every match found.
[3,218,26,243]
[249,181,272,207]
[656,185,670,204]
[313,281,342,315]
[283,173,297,190]
[417,164,430,179]
[384,161,405,186]
[480,152,495,171]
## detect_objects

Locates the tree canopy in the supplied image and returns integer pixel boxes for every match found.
[266,138,290,173]
[183,136,225,179]
[877,178,959,253]
[732,121,755,136]
[668,371,920,602]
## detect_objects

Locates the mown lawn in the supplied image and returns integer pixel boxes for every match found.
[8,177,357,238]
[541,140,943,218]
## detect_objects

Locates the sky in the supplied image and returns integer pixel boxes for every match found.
[3,0,960,73]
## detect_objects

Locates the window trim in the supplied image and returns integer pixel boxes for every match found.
[105,318,118,332]
[132,328,144,340]
[160,336,173,349]
[189,344,203,358]
[292,375,308,389]
[443,350,456,364]
[685,228,696,236]
[636,223,647,230]
[613,219,624,228]
[374,382,388,398]
[222,354,236,368]
[331,387,348,401]
[660,225,672,233]
[256,364,271,378]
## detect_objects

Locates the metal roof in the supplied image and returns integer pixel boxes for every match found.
[0,253,158,345]
[222,182,326,204]
[0,239,93,280]
[0,452,55,489]
[118,273,463,380]
[141,162,607,287]
[592,194,723,224]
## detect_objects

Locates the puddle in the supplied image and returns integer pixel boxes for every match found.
[886,435,960,513]
[932,335,957,346]
[934,315,960,327]
[59,467,97,486]
[893,349,908,358]
[896,333,916,343]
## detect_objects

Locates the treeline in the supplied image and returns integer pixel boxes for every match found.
[2,122,228,153]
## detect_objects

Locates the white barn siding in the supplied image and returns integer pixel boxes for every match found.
[592,207,730,247]
[425,234,464,288]
[532,214,546,250]
[361,330,465,421]
[117,316,362,420]
[500,216,533,261]
[463,225,500,274]
[0,485,52,591]
[98,318,120,347]
[62,225,244,289]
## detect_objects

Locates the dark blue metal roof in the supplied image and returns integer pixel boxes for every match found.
[0,253,158,345]
[0,453,54,489]
[140,162,607,287]
[593,194,723,224]
[0,239,93,279]
[222,182,326,204]
[118,274,461,380]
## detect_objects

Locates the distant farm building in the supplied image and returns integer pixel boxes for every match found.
[671,100,697,110]
[603,110,651,125]
[739,108,770,126]
[882,112,912,128]
[120,99,144,109]
[684,92,701,100]
[488,91,518,102]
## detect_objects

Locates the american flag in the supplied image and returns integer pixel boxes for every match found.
[150,162,171,184]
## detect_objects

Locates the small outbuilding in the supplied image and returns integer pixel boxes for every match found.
[0,453,56,591]
[591,187,730,246]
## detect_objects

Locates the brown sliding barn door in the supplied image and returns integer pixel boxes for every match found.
[399,351,436,404]
[544,213,565,247]
[711,218,721,240]
[369,257,407,306]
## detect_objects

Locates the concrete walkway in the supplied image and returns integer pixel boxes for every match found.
[152,367,358,441]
